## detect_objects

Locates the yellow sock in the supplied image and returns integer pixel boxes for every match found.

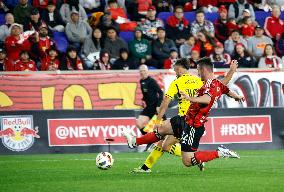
[168,144,181,157]
[144,145,164,169]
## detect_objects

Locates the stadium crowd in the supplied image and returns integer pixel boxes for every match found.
[0,0,284,71]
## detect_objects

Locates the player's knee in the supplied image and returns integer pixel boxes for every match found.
[182,157,192,167]
[161,143,171,152]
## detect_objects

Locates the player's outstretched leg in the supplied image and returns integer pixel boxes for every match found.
[217,145,240,158]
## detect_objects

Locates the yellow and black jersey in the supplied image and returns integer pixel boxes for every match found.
[165,74,203,116]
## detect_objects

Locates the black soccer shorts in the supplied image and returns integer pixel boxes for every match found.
[170,115,205,152]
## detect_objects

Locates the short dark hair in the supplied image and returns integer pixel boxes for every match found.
[174,6,184,12]
[196,9,205,15]
[197,57,213,72]
[174,58,189,70]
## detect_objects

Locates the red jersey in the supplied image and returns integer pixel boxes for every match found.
[185,79,230,127]
[5,36,31,63]
[41,57,60,71]
[264,16,284,39]
[14,60,37,71]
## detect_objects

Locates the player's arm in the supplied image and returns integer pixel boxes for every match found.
[220,60,238,85]
[226,91,245,102]
[156,96,171,122]
[180,92,211,104]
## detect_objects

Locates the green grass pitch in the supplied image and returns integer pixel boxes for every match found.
[0,150,284,192]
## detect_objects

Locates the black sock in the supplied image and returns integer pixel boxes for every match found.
[140,128,147,135]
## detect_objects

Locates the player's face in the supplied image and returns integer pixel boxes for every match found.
[174,65,182,77]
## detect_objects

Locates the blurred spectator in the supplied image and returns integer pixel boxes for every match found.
[153,0,173,13]
[24,8,49,33]
[214,5,229,43]
[228,0,255,22]
[0,13,14,46]
[14,50,36,71]
[4,0,21,10]
[0,48,11,71]
[163,48,179,69]
[191,9,215,38]
[30,22,56,68]
[128,27,154,67]
[226,18,240,35]
[60,0,88,24]
[65,10,92,50]
[81,27,104,69]
[112,48,137,70]
[188,45,200,68]
[139,6,164,41]
[152,27,176,69]
[179,34,195,59]
[5,23,31,64]
[0,1,9,12]
[224,30,247,56]
[79,0,105,13]
[105,0,126,11]
[233,43,256,68]
[184,0,198,12]
[13,0,33,24]
[166,6,190,47]
[62,46,83,70]
[94,50,111,70]
[42,1,65,32]
[240,16,255,39]
[264,5,284,41]
[40,47,60,71]
[268,0,284,10]
[195,30,217,57]
[258,44,283,70]
[32,0,58,13]
[276,32,284,56]
[125,0,140,21]
[198,0,218,13]
[103,26,128,63]
[98,11,119,36]
[210,42,231,68]
[247,26,273,61]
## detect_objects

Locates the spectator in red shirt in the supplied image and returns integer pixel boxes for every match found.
[241,16,255,39]
[40,47,60,71]
[264,5,284,41]
[198,0,218,13]
[214,5,229,43]
[4,23,31,64]
[196,30,217,57]
[14,50,36,71]
[163,48,179,69]
[63,46,84,70]
[32,0,58,13]
[166,6,190,47]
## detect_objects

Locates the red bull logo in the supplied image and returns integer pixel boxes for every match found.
[0,116,40,152]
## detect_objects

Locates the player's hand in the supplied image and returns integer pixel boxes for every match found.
[235,95,245,102]
[230,60,238,72]
[180,91,189,100]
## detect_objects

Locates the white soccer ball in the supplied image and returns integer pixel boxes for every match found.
[96,152,114,170]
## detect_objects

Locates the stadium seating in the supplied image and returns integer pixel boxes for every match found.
[119,31,134,43]
[53,32,68,53]
[0,13,5,25]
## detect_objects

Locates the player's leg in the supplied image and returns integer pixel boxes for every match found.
[162,135,181,157]
[122,119,174,148]
[136,115,150,135]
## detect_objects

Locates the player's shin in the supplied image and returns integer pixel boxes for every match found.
[192,151,219,165]
[143,145,164,169]
[136,130,163,145]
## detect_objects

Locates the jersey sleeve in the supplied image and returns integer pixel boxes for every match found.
[165,80,177,99]
[221,83,230,94]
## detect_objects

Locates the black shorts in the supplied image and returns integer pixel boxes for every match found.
[140,107,166,120]
[170,115,205,152]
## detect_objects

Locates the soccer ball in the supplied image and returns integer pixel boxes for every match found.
[96,152,114,170]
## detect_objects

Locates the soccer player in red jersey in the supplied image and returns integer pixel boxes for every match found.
[123,57,244,168]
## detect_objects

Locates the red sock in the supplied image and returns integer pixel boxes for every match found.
[194,151,219,163]
[136,132,160,145]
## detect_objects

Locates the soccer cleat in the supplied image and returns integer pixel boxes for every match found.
[197,162,205,171]
[217,145,240,159]
[130,166,151,173]
[122,127,137,149]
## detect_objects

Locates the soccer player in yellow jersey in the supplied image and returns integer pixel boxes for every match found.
[125,58,238,173]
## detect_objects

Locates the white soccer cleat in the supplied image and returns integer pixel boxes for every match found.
[217,145,240,159]
[122,128,137,149]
